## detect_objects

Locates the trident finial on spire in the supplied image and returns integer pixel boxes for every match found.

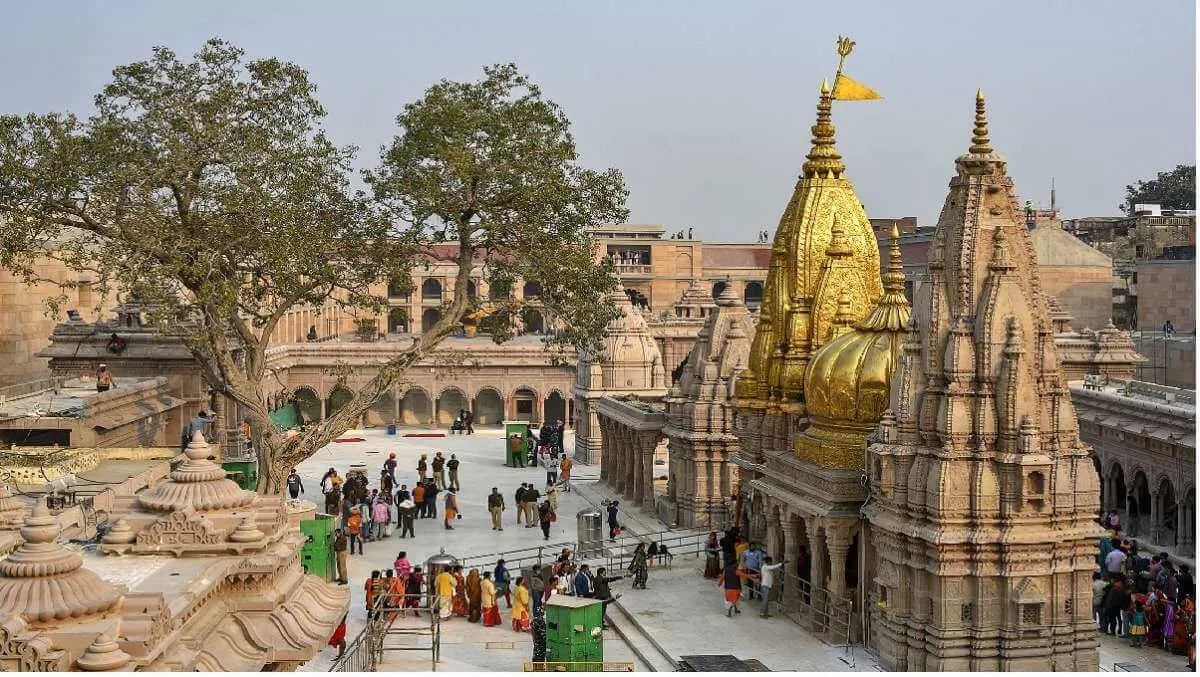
[970,89,992,154]
[836,36,856,77]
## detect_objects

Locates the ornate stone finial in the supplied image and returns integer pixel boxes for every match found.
[0,502,121,622]
[76,631,132,671]
[989,226,1015,271]
[229,516,266,543]
[101,519,136,545]
[137,430,253,513]
[0,484,27,524]
[970,89,993,155]
[802,80,845,179]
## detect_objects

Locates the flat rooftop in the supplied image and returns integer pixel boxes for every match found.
[0,377,163,422]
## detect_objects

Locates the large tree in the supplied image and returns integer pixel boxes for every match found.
[1121,164,1195,214]
[0,41,627,492]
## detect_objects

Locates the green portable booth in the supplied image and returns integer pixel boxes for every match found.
[221,460,258,491]
[544,596,605,667]
[300,513,337,582]
[503,420,535,467]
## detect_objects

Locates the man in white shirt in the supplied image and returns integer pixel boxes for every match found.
[758,556,784,618]
[1104,547,1127,580]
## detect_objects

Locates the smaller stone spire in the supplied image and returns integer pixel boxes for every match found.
[137,431,253,513]
[0,502,121,623]
[229,516,266,543]
[970,88,992,154]
[802,79,846,179]
[989,225,1016,271]
[76,631,132,671]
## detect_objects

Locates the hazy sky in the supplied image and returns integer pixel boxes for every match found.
[0,0,1194,240]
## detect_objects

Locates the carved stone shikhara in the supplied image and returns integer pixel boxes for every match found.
[661,281,753,528]
[0,431,349,671]
[864,92,1101,671]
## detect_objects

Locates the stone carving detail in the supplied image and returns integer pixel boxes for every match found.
[0,617,68,672]
[135,509,224,547]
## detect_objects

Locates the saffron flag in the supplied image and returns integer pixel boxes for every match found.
[832,73,883,101]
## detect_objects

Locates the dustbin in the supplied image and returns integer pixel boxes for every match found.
[545,596,605,667]
[425,548,460,608]
[387,423,397,435]
[576,507,604,558]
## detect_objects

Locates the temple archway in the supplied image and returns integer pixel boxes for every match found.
[543,391,566,424]
[712,280,728,299]
[1130,470,1152,537]
[436,387,469,426]
[422,278,442,301]
[1109,461,1126,514]
[326,387,354,418]
[399,388,433,426]
[367,390,396,427]
[743,281,763,307]
[474,387,504,425]
[523,281,542,299]
[293,387,321,424]
[388,308,408,334]
[1157,476,1178,546]
[513,387,537,422]
[521,308,545,334]
[422,308,441,333]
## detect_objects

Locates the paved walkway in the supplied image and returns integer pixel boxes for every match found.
[294,426,643,671]
[286,426,1192,672]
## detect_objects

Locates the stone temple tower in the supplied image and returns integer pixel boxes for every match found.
[864,92,1102,671]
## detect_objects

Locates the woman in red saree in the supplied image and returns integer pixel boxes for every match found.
[452,565,469,617]
[481,572,502,626]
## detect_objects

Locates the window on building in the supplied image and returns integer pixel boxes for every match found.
[1021,604,1042,625]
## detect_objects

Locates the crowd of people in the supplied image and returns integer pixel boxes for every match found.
[704,528,786,619]
[1096,523,1196,668]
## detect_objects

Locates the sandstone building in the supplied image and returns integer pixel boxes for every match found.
[865,92,1100,671]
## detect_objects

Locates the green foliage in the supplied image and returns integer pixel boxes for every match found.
[367,63,628,356]
[0,43,627,491]
[1121,164,1195,214]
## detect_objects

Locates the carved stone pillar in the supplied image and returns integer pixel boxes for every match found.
[599,417,610,482]
[781,519,801,610]
[809,531,828,594]
[624,427,639,502]
[825,528,853,600]
[1151,489,1161,545]
[638,432,658,509]
[765,509,781,561]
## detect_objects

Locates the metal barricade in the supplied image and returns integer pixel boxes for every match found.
[776,572,855,648]
[332,592,442,672]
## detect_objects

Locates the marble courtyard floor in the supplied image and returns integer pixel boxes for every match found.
[288,426,1189,672]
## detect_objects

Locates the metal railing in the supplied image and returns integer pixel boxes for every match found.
[591,528,711,571]
[459,541,578,571]
[332,592,442,672]
[776,572,856,647]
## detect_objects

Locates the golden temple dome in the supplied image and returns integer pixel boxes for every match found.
[796,226,911,468]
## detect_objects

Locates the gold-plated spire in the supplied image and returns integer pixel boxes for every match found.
[970,88,992,154]
[882,224,905,294]
[803,80,845,179]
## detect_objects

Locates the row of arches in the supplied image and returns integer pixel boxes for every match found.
[711,280,763,306]
[277,386,570,428]
[391,278,544,303]
[1098,456,1194,553]
[384,307,549,334]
